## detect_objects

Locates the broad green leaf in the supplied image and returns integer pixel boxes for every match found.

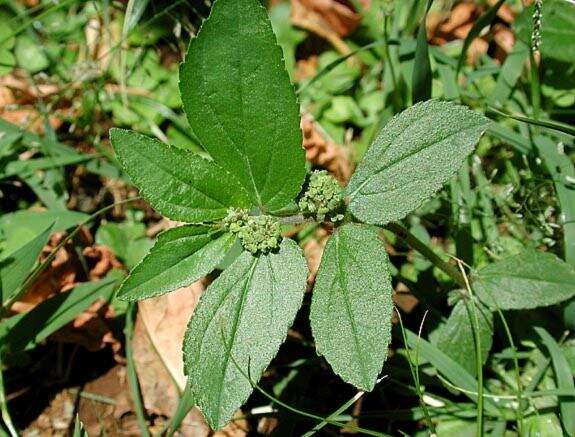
[515,0,575,63]
[433,300,493,376]
[473,249,575,310]
[0,224,53,304]
[110,128,250,222]
[117,225,236,301]
[346,101,490,225]
[179,0,306,212]
[535,327,575,436]
[14,35,49,73]
[0,210,88,257]
[0,272,121,353]
[183,238,307,428]
[310,223,392,391]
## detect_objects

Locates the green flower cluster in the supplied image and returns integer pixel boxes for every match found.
[222,207,249,233]
[223,208,282,254]
[299,170,344,222]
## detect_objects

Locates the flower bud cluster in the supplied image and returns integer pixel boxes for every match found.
[298,170,344,222]
[223,208,282,254]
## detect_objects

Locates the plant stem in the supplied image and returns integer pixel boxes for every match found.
[163,380,195,437]
[458,263,484,437]
[0,353,17,437]
[384,222,467,288]
[395,310,436,435]
[494,306,524,434]
[125,303,151,437]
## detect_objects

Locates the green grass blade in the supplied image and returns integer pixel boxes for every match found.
[0,198,139,319]
[488,107,575,137]
[404,329,500,416]
[412,0,434,103]
[72,414,88,437]
[0,275,120,352]
[534,327,575,436]
[487,40,530,107]
[301,384,373,437]
[0,223,53,305]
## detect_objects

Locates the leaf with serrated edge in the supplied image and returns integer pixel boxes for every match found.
[347,100,491,225]
[117,225,236,301]
[473,249,575,310]
[183,238,308,428]
[110,128,250,223]
[310,223,393,390]
[179,0,305,212]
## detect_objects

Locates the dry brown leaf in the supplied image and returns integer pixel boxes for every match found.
[440,2,476,34]
[295,56,318,82]
[0,86,16,106]
[83,245,123,280]
[487,0,516,23]
[134,279,249,434]
[0,108,63,134]
[493,23,515,61]
[298,0,360,36]
[303,226,330,287]
[12,231,123,356]
[137,280,207,390]
[301,114,353,182]
[291,0,352,54]
[15,233,78,311]
[50,298,122,356]
[132,313,210,436]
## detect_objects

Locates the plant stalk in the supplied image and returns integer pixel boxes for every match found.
[384,222,467,288]
[0,353,17,437]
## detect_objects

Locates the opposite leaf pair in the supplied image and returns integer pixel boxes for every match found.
[110,0,491,428]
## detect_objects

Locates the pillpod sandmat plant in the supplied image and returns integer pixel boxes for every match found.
[109,0,495,429]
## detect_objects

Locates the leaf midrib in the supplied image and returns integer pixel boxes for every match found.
[334,233,370,388]
[213,256,258,426]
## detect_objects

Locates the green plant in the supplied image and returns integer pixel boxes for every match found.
[108,0,575,430]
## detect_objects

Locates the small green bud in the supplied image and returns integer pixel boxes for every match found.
[299,170,344,221]
[223,207,249,233]
[237,215,282,254]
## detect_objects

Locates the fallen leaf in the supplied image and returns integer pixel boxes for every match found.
[301,114,353,182]
[134,279,250,434]
[493,23,515,60]
[291,0,353,54]
[83,245,123,280]
[303,226,330,286]
[295,56,318,82]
